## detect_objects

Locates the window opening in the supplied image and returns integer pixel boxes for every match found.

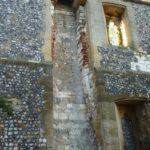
[115,98,148,150]
[103,4,128,47]
[121,113,136,150]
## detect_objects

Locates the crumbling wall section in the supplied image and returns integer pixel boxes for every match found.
[76,6,96,121]
[76,6,99,149]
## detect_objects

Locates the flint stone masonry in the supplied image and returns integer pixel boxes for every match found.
[132,3,150,54]
[0,0,45,61]
[99,71,150,97]
[0,63,51,149]
[98,46,150,73]
[97,46,150,98]
[98,46,137,71]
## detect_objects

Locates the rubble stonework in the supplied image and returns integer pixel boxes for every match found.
[0,0,44,61]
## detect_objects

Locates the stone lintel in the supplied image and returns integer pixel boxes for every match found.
[115,97,148,105]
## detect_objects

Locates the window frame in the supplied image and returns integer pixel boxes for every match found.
[101,0,140,49]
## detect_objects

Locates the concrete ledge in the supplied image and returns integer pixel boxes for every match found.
[0,58,52,68]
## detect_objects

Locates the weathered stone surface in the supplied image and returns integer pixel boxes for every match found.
[53,4,98,150]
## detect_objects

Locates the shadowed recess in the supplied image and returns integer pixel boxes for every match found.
[58,0,74,6]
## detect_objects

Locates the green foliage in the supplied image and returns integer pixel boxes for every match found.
[0,97,13,115]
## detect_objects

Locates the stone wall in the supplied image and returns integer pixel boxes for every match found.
[97,46,150,98]
[86,0,150,149]
[97,70,150,97]
[0,0,45,61]
[98,46,137,71]
[98,46,150,72]
[0,1,53,149]
[132,3,150,54]
[0,60,52,149]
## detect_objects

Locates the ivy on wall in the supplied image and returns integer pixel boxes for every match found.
[0,97,13,115]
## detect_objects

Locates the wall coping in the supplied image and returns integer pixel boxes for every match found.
[0,58,52,68]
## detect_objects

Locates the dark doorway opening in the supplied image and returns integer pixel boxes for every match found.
[58,0,74,6]
[116,98,150,150]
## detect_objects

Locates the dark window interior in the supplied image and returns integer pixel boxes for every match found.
[58,0,74,6]
[116,100,150,150]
